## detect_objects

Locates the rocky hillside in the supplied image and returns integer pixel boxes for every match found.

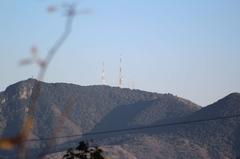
[1,79,240,159]
[96,93,240,159]
[173,93,240,158]
[0,79,199,139]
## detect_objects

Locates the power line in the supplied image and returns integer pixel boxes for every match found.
[25,113,240,143]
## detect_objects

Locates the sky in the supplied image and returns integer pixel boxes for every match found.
[0,0,240,106]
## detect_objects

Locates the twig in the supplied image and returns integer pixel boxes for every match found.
[0,3,78,159]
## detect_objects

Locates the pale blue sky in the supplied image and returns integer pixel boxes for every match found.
[0,0,240,106]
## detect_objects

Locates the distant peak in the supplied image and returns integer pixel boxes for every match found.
[26,78,37,80]
[5,78,41,92]
[18,78,41,86]
[211,92,240,107]
[223,92,240,100]
[227,92,240,97]
[25,78,39,82]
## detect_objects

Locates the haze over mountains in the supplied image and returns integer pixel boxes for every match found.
[0,79,240,159]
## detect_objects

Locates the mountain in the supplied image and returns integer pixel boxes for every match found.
[93,94,200,132]
[0,79,199,139]
[186,93,240,118]
[172,93,240,158]
[0,79,240,159]
[104,93,240,159]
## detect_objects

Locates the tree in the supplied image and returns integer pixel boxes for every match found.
[63,141,105,159]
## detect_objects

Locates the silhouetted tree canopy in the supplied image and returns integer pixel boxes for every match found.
[63,141,105,159]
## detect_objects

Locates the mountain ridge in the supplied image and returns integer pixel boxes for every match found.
[0,79,240,159]
[0,79,200,137]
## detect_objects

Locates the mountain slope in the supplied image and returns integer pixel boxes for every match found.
[0,79,200,140]
[93,94,200,132]
[90,93,240,159]
[2,79,240,159]
[175,93,240,158]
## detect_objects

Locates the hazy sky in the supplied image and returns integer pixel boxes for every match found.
[0,0,240,106]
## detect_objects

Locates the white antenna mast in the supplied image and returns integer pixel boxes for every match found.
[101,62,106,85]
[119,56,123,88]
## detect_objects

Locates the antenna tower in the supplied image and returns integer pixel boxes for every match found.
[101,62,106,85]
[119,56,123,87]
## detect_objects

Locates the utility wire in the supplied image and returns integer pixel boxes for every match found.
[25,113,240,143]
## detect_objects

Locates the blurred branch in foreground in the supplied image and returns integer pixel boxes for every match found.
[0,2,91,159]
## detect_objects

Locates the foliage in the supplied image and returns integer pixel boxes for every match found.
[63,141,105,159]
